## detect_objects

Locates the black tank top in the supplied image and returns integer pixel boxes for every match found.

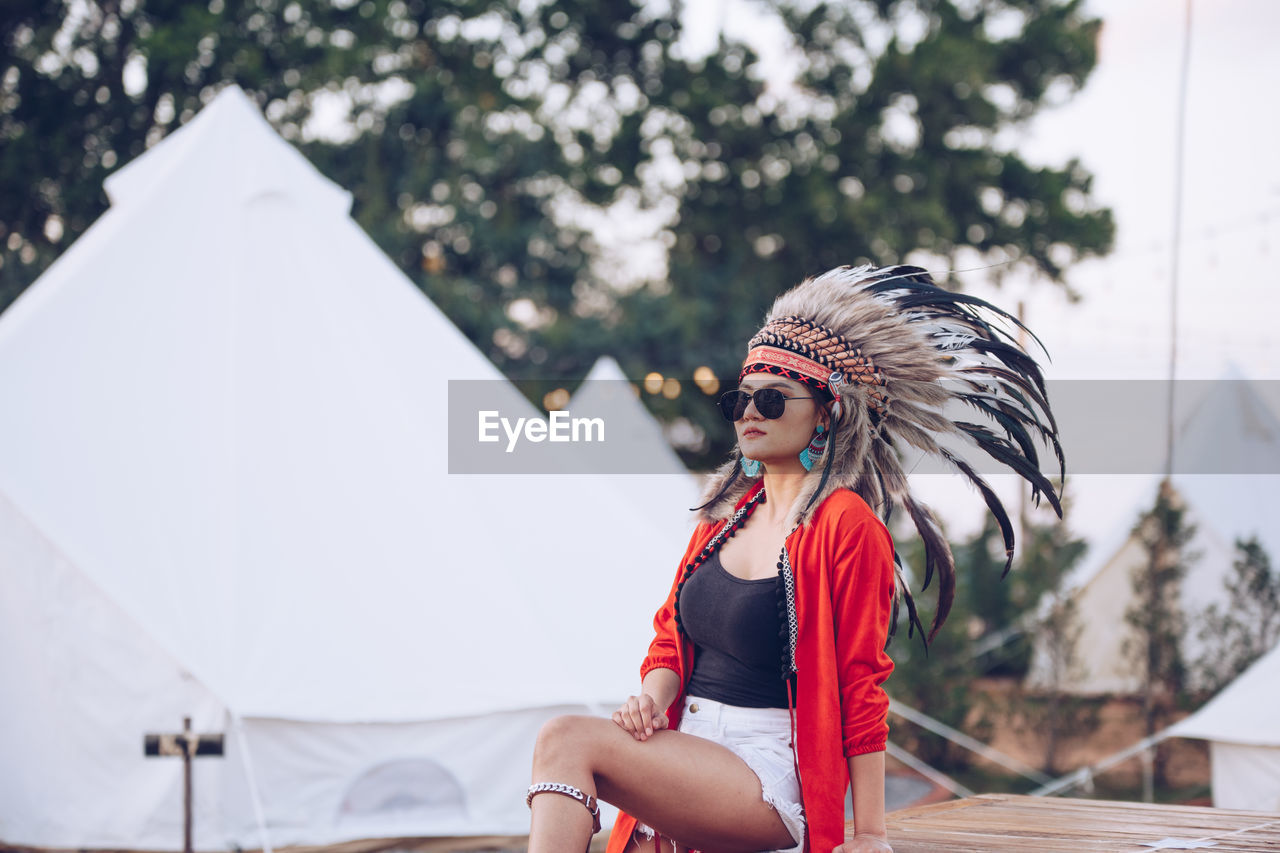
[679,549,789,708]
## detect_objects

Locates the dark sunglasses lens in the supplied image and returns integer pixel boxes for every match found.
[754,388,786,418]
[719,391,749,421]
[719,388,789,421]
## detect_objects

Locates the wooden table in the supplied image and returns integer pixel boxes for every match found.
[884,794,1280,852]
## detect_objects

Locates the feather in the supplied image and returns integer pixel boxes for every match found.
[955,422,1063,516]
[961,391,1065,481]
[941,449,1017,577]
[961,394,1042,468]
[904,495,955,641]
[890,551,927,650]
[957,365,1059,433]
[693,263,1064,649]
[865,273,1049,354]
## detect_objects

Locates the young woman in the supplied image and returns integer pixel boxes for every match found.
[526,265,1062,853]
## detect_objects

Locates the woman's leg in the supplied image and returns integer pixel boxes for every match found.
[529,714,796,853]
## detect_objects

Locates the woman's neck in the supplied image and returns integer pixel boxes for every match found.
[757,468,808,526]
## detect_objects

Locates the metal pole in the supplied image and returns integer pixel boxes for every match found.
[1166,0,1194,478]
[183,716,193,853]
[1141,745,1155,804]
[1017,300,1029,543]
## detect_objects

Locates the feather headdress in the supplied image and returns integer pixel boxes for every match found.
[697,264,1064,643]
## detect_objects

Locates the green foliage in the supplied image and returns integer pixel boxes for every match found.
[888,526,985,770]
[605,1,1115,465]
[891,492,1091,774]
[1125,481,1197,709]
[960,515,1016,636]
[958,501,1086,677]
[1014,497,1087,666]
[1125,479,1199,786]
[1005,496,1096,775]
[887,516,1003,769]
[1193,535,1280,697]
[2,0,1114,464]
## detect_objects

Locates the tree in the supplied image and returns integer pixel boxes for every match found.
[0,0,601,368]
[886,509,1052,772]
[1013,499,1094,776]
[962,506,1083,678]
[887,526,986,771]
[2,0,1114,464]
[603,0,1114,466]
[1124,479,1198,787]
[1194,536,1280,697]
[962,515,1018,650]
[1025,586,1093,776]
[932,497,1096,778]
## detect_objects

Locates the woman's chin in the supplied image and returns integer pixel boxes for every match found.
[751,454,809,474]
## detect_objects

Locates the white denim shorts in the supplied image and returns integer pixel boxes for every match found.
[635,695,805,853]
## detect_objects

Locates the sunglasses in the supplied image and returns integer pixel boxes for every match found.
[718,388,817,422]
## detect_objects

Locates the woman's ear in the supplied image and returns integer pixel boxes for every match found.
[815,402,832,431]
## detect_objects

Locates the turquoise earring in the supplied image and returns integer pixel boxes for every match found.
[798,424,828,472]
[740,456,762,477]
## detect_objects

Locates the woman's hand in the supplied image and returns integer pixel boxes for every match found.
[611,693,669,741]
[832,833,893,853]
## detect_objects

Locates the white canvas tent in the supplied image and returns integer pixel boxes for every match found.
[566,355,705,508]
[1025,376,1280,694]
[1167,644,1280,811]
[569,356,693,480]
[0,87,692,849]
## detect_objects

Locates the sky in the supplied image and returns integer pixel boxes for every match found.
[308,0,1278,544]
[684,0,1280,382]
[940,0,1280,544]
[997,0,1280,551]
[1004,0,1280,381]
[677,0,1280,547]
[309,0,1280,383]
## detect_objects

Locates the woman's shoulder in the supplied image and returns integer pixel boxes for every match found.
[809,488,885,531]
[679,516,725,556]
[805,491,895,580]
[806,489,894,554]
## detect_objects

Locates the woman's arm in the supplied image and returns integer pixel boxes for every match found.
[641,667,681,712]
[828,508,897,851]
[842,751,891,851]
[613,667,680,741]
[831,514,896,755]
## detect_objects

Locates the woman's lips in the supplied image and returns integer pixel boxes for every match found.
[742,428,765,437]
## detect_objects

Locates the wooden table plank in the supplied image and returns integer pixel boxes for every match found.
[884,794,1280,852]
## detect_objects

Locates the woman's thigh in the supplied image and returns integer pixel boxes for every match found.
[539,715,796,852]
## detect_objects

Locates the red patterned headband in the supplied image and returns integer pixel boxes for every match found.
[741,316,888,413]
[740,345,832,387]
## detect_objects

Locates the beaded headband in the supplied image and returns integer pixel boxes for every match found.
[740,316,888,413]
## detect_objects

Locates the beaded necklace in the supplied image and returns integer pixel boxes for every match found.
[673,487,800,684]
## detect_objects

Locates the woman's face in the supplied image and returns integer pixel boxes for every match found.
[733,374,827,471]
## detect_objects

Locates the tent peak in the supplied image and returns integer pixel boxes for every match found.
[103,84,351,216]
[583,355,628,383]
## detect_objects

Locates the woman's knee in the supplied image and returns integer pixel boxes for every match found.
[532,714,603,769]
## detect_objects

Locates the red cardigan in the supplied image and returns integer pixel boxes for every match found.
[606,482,896,853]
